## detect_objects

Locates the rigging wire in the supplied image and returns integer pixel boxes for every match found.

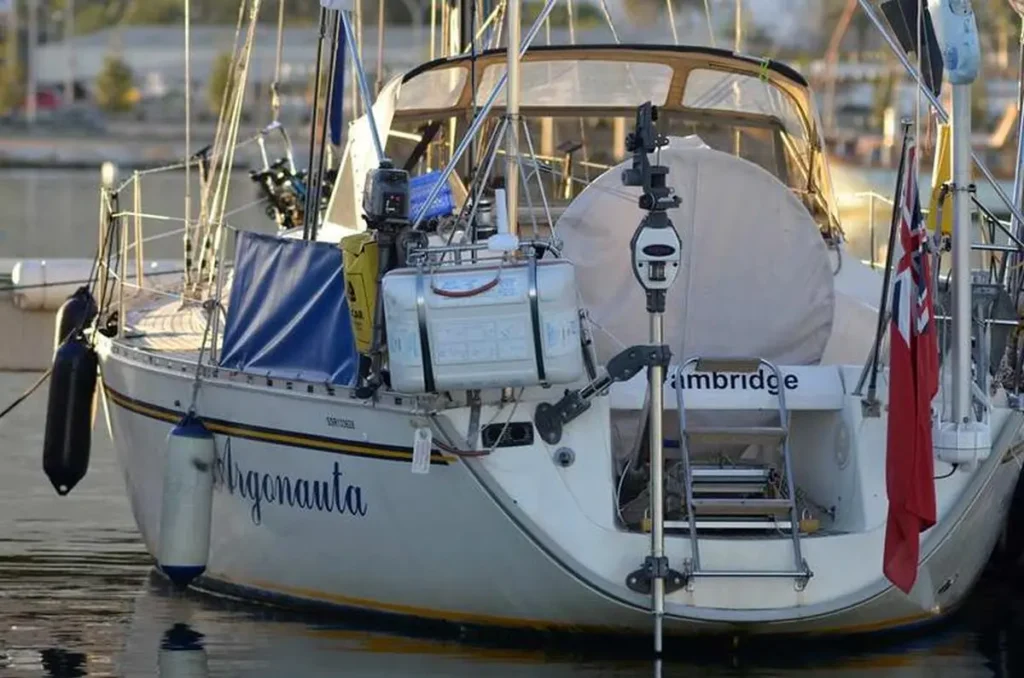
[703,0,716,48]
[566,0,575,44]
[915,0,923,217]
[206,0,264,288]
[665,0,679,46]
[354,0,364,118]
[469,0,480,178]
[491,0,506,50]
[461,1,505,53]
[430,0,437,60]
[375,0,385,95]
[597,0,620,43]
[567,0,592,184]
[0,368,53,424]
[194,0,248,293]
[184,0,193,292]
[271,0,285,122]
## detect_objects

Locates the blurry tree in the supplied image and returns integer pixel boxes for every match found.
[972,76,990,126]
[524,0,603,28]
[820,1,873,61]
[975,0,1019,70]
[208,51,235,116]
[94,55,135,112]
[622,0,707,26]
[0,60,24,114]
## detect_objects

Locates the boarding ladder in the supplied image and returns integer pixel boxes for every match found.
[673,357,813,589]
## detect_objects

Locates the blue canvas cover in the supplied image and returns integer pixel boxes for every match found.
[219,231,358,385]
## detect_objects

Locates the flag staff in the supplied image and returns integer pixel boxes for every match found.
[855,120,912,408]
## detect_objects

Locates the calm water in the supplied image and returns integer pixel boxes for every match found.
[2,170,1024,676]
[0,168,264,261]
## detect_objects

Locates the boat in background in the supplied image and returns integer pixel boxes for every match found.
[37,0,1024,648]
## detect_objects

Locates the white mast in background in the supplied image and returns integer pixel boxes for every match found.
[64,0,74,106]
[26,0,36,123]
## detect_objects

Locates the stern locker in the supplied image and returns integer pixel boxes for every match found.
[381,258,585,393]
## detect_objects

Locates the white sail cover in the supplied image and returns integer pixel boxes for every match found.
[557,139,835,366]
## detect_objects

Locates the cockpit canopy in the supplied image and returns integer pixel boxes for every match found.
[331,45,840,235]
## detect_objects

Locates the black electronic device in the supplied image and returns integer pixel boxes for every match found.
[362,160,411,228]
[621,102,682,314]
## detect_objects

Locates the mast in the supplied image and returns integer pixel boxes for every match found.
[1009,6,1024,296]
[733,0,742,52]
[505,0,521,236]
[64,0,74,106]
[26,0,36,124]
[950,76,973,423]
[462,0,477,179]
[460,0,474,50]
[928,0,981,425]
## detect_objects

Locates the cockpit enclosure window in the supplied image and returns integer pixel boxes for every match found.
[682,68,807,142]
[396,66,467,112]
[475,60,674,108]
[680,68,838,234]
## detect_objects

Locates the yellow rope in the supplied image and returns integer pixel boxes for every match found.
[208,0,265,290]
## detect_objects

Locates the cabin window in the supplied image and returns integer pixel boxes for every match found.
[397,66,468,112]
[476,60,673,108]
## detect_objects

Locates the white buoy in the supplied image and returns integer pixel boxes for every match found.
[158,414,215,589]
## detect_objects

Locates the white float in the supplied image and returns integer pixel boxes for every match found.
[158,414,215,589]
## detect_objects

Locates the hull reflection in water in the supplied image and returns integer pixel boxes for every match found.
[114,576,1022,677]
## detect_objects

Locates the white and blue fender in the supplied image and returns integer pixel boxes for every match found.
[928,0,981,84]
[158,414,216,588]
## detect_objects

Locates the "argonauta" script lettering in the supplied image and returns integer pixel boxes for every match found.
[213,438,368,525]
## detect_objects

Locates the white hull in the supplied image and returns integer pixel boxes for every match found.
[97,337,1024,637]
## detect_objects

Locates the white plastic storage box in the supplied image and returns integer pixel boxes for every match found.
[381,258,585,393]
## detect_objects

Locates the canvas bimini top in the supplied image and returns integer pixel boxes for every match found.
[383,44,840,234]
[395,45,813,128]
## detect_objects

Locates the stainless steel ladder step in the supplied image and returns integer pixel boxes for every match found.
[691,466,771,495]
[690,498,792,516]
[692,483,769,495]
[685,426,787,446]
[691,467,770,483]
[666,519,792,531]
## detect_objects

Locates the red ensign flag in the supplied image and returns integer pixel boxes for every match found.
[883,138,939,595]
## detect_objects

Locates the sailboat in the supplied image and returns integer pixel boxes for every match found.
[41,0,1024,644]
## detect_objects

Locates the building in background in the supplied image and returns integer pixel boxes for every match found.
[29,16,745,123]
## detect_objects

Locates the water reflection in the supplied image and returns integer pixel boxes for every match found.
[101,570,1022,678]
[158,625,207,678]
[39,649,88,678]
